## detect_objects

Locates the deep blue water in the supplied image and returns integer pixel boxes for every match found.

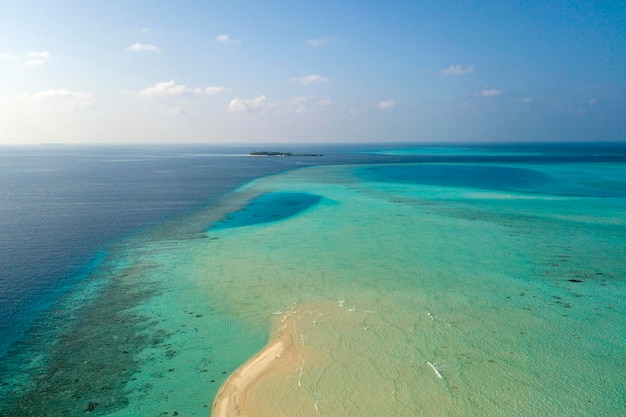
[0,145,334,357]
[1,142,625,361]
[211,192,323,230]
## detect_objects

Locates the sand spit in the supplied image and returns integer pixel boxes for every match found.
[210,301,400,417]
[212,311,303,417]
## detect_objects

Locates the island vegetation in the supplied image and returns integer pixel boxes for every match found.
[249,151,293,156]
[249,151,323,157]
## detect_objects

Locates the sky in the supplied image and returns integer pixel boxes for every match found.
[0,0,624,144]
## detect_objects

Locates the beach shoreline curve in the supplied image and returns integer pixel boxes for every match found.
[211,313,301,417]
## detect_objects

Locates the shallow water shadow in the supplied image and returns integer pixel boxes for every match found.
[210,192,323,230]
[359,165,555,194]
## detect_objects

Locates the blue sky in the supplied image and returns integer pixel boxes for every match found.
[0,0,624,144]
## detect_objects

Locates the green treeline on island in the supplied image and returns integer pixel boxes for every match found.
[249,151,323,157]
[249,151,293,156]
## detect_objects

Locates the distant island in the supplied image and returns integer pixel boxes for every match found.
[249,151,293,156]
[249,151,323,157]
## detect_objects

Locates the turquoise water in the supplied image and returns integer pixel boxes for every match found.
[200,160,625,416]
[1,144,624,416]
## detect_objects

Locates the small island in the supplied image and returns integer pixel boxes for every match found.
[249,151,323,157]
[249,151,293,156]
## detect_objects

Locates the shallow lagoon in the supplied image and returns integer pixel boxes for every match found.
[1,145,624,416]
[201,162,625,416]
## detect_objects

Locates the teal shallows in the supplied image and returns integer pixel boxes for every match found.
[2,146,624,416]
[192,161,625,416]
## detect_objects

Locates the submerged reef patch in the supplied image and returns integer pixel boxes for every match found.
[210,192,322,230]
[0,263,160,416]
[358,165,555,194]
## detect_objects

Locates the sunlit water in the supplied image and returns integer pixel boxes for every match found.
[1,144,624,416]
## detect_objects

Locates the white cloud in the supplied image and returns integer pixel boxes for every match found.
[28,51,51,59]
[317,96,332,107]
[23,51,51,67]
[589,98,598,105]
[1,53,16,61]
[378,100,396,110]
[305,37,331,46]
[284,95,332,113]
[139,81,187,97]
[21,89,93,108]
[215,34,229,43]
[23,59,45,67]
[225,95,330,114]
[196,86,229,95]
[227,95,266,112]
[441,64,475,76]
[290,74,329,86]
[287,96,310,114]
[480,88,502,97]
[215,34,242,45]
[126,43,160,52]
[138,80,227,98]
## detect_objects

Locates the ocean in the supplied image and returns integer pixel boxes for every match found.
[0,143,624,416]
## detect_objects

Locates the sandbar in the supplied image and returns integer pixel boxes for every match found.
[211,313,302,417]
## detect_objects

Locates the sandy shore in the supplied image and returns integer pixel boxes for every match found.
[211,312,302,417]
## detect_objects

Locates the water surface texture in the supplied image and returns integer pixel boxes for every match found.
[0,143,624,416]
